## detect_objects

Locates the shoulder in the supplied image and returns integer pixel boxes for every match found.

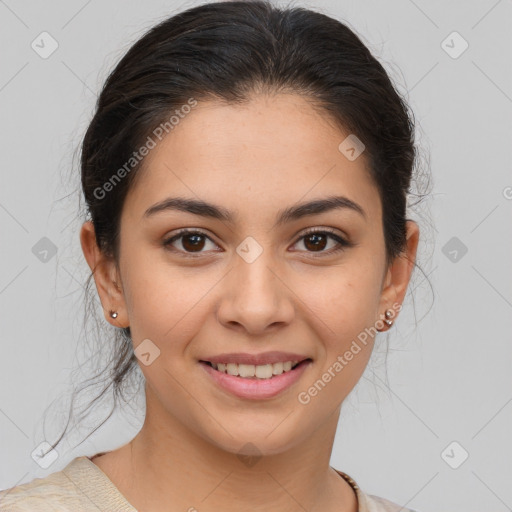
[335,469,421,512]
[0,463,78,511]
[0,456,136,512]
[363,493,421,512]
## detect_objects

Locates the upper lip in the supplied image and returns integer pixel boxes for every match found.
[200,351,312,366]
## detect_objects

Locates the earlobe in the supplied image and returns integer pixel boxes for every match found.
[377,220,420,329]
[376,308,395,332]
[80,221,128,328]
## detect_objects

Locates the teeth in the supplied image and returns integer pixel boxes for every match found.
[226,363,237,375]
[211,360,300,379]
[238,364,255,378]
[272,362,283,375]
[255,364,273,379]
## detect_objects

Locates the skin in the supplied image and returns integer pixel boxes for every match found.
[80,92,419,512]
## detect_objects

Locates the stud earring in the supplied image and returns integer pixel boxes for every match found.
[384,309,394,327]
[109,310,118,319]
[377,309,394,331]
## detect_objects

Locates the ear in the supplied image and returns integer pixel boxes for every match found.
[80,220,129,328]
[377,220,420,328]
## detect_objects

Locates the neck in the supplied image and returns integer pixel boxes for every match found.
[97,387,357,512]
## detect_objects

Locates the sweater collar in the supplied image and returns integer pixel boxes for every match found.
[67,456,369,511]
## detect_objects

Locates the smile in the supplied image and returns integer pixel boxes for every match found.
[199,359,312,400]
[203,360,302,379]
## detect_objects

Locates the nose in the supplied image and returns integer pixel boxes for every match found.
[216,249,295,335]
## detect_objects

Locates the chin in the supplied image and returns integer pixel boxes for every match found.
[200,420,309,460]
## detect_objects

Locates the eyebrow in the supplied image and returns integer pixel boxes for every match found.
[143,195,367,227]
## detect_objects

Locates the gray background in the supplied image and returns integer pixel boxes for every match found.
[1,0,511,510]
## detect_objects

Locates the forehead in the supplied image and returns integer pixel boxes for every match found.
[123,93,381,225]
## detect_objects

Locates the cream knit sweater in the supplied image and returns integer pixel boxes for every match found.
[0,456,418,512]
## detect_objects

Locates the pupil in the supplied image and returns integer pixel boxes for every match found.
[183,234,205,251]
[305,233,326,252]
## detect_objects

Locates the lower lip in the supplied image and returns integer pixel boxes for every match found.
[199,360,312,400]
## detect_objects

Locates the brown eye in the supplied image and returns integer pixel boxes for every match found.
[163,227,352,258]
[292,229,352,255]
[181,233,206,252]
[303,232,329,252]
[163,229,219,255]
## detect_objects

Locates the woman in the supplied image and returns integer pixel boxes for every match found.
[0,1,426,510]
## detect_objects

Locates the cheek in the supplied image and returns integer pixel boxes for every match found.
[121,259,216,351]
[296,277,378,409]
[292,264,381,393]
[296,265,382,337]
[122,267,212,396]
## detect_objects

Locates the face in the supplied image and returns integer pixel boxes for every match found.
[82,93,418,457]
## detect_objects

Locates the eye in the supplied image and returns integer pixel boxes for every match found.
[163,229,219,257]
[162,227,353,258]
[291,228,352,256]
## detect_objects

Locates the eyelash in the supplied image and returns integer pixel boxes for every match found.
[162,227,352,258]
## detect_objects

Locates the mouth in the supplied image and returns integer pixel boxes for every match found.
[198,357,313,400]
[199,359,312,379]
